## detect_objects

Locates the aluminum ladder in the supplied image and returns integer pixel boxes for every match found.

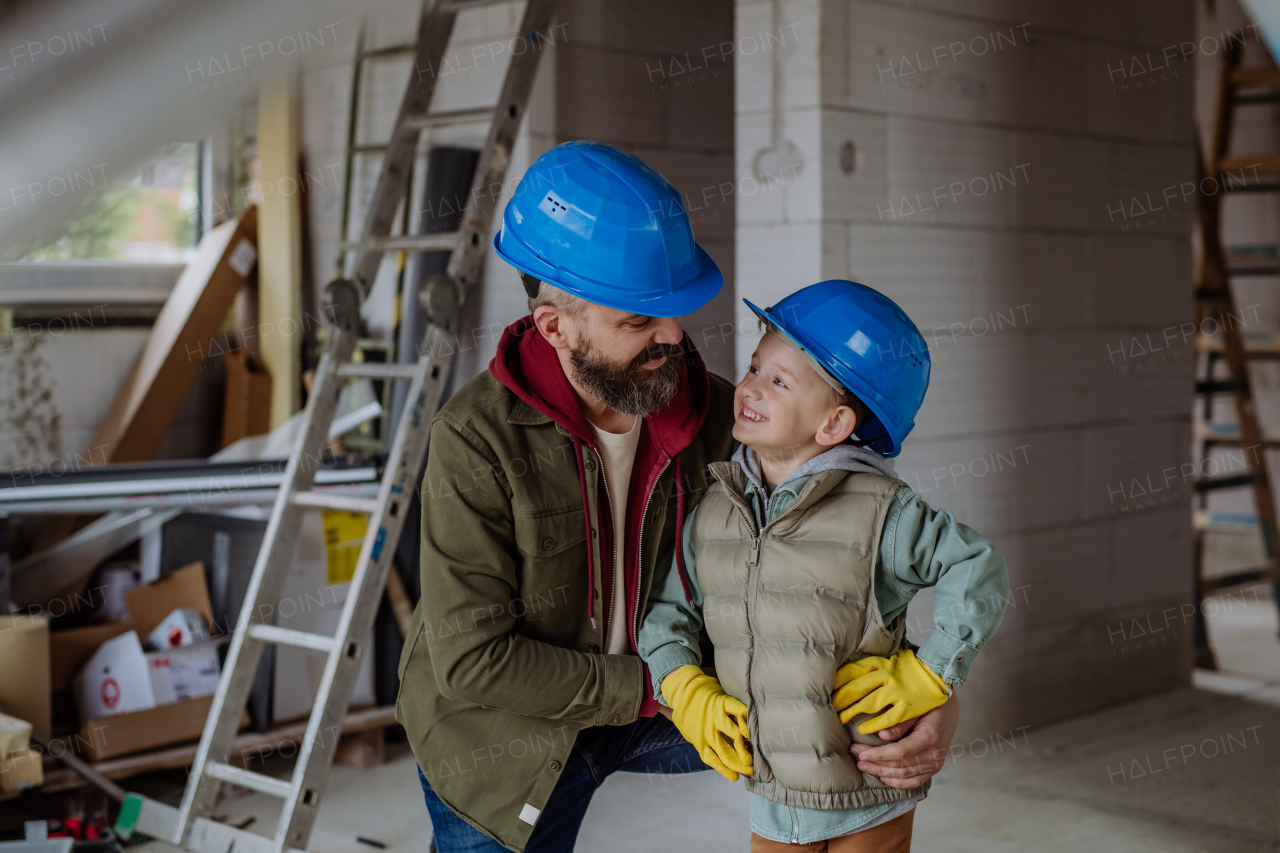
[115,0,556,850]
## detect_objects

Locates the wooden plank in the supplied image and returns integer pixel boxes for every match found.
[39,706,397,792]
[384,563,414,637]
[258,75,303,430]
[88,207,258,464]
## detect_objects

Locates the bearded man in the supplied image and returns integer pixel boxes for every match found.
[395,142,960,853]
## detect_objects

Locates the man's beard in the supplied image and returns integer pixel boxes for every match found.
[569,334,685,417]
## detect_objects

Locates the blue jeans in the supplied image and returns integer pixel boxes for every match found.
[418,714,706,852]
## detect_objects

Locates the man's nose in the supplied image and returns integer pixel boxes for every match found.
[649,316,683,346]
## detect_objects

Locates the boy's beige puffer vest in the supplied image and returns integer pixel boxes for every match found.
[692,461,929,809]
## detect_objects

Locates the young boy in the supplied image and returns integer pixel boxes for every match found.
[638,280,1010,852]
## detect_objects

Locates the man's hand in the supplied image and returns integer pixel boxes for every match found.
[849,691,959,788]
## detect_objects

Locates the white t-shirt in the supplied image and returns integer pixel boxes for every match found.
[591,415,641,656]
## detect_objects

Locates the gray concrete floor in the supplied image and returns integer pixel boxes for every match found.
[145,589,1280,852]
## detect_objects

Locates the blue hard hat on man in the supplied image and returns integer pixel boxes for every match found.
[494,141,722,317]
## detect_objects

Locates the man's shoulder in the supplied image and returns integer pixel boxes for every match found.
[696,372,738,462]
[708,371,736,405]
[434,370,519,436]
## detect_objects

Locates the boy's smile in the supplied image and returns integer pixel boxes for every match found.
[733,330,859,485]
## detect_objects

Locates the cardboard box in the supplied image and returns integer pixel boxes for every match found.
[88,206,258,465]
[0,712,31,757]
[73,632,156,722]
[0,615,50,737]
[145,608,209,650]
[222,350,272,448]
[50,621,131,694]
[75,696,249,762]
[147,642,220,705]
[0,746,42,793]
[75,699,199,762]
[126,562,213,640]
[49,621,132,729]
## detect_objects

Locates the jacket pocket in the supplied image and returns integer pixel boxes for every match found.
[512,507,589,635]
[513,506,588,557]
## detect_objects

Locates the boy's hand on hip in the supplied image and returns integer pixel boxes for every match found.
[849,692,959,788]
[662,665,753,781]
[832,649,950,733]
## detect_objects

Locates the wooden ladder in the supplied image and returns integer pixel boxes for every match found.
[1192,41,1280,669]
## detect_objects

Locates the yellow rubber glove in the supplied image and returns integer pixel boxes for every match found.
[832,649,950,735]
[661,665,753,781]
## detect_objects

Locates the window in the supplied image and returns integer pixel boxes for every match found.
[21,142,204,263]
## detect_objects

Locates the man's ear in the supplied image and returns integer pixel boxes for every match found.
[815,405,858,447]
[532,304,572,351]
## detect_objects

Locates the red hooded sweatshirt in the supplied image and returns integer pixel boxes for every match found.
[490,317,710,717]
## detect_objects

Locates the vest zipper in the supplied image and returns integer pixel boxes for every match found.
[632,457,672,648]
[790,806,799,844]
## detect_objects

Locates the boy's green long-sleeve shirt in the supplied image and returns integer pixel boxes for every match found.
[637,469,1010,844]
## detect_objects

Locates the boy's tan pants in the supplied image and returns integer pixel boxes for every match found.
[749,810,914,853]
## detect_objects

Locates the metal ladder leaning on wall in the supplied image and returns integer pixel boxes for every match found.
[1192,40,1280,669]
[115,1,557,851]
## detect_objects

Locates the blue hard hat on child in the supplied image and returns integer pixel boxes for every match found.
[745,280,931,457]
[494,141,723,317]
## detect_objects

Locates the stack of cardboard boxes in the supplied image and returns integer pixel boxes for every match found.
[65,562,228,761]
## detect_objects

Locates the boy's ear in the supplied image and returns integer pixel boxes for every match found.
[815,405,858,447]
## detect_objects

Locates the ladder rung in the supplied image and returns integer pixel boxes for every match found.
[291,491,380,513]
[1195,334,1280,357]
[1237,92,1280,105]
[403,106,494,131]
[360,42,416,60]
[1231,66,1280,90]
[1219,154,1280,188]
[1194,473,1257,492]
[1194,379,1238,394]
[1196,423,1280,445]
[248,624,338,654]
[338,362,419,380]
[1202,566,1279,591]
[349,109,496,157]
[205,761,293,798]
[1194,508,1261,533]
[1226,258,1280,275]
[441,0,522,9]
[342,233,457,253]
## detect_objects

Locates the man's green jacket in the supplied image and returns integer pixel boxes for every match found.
[396,317,736,851]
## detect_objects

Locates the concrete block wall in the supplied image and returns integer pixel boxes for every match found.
[736,0,1198,736]
[297,0,738,384]
[547,0,737,379]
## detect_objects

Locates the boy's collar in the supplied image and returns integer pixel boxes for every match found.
[732,443,896,497]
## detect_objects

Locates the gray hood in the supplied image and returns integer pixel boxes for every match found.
[733,442,896,496]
